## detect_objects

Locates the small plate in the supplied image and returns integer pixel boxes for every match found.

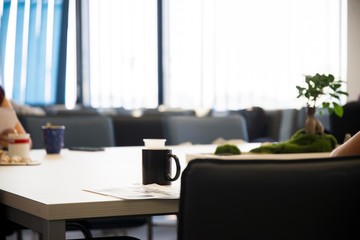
[0,160,40,166]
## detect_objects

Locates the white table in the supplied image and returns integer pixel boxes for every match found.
[0,144,330,239]
[0,145,222,240]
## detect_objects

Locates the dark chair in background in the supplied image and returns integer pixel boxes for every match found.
[111,108,198,146]
[141,108,196,118]
[230,107,331,143]
[231,108,298,143]
[112,116,165,146]
[233,107,274,142]
[163,115,249,145]
[20,115,115,149]
[178,157,360,240]
[265,108,299,142]
[330,101,360,144]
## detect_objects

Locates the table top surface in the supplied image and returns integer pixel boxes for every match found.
[0,144,222,220]
[0,143,330,221]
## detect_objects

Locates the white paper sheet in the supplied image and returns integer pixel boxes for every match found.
[0,108,18,133]
[84,183,180,200]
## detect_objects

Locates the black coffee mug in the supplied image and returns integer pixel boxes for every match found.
[142,149,181,185]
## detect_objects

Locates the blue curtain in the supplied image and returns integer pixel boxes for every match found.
[0,1,11,86]
[0,0,63,105]
[12,0,25,101]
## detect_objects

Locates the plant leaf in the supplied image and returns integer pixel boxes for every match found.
[322,102,330,109]
[333,103,344,117]
[337,91,349,96]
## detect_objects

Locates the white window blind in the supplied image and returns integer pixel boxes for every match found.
[85,0,346,110]
[87,0,158,108]
[163,0,346,110]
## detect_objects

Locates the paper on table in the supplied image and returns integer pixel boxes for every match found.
[84,183,180,200]
[0,108,18,133]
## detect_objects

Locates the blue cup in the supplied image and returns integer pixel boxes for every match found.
[42,125,65,154]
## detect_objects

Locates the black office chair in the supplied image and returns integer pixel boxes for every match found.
[112,116,165,146]
[178,157,360,240]
[234,107,272,142]
[163,115,249,145]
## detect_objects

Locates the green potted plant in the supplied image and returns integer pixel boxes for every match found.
[251,73,348,154]
[296,73,348,134]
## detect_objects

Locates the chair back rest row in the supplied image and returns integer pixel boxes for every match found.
[19,115,249,148]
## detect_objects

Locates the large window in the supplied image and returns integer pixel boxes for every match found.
[82,0,346,110]
[85,0,158,109]
[1,0,347,110]
[163,0,347,110]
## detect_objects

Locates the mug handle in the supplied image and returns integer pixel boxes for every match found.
[166,153,181,181]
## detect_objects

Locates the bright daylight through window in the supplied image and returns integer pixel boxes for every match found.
[78,0,347,110]
[86,0,158,109]
[163,0,347,111]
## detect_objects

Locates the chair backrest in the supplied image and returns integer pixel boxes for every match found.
[141,108,196,118]
[264,109,298,142]
[277,108,298,142]
[21,115,115,149]
[330,101,360,143]
[111,116,165,146]
[178,157,360,240]
[163,115,249,145]
[235,107,270,142]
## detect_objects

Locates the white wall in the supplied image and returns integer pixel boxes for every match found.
[347,0,360,101]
